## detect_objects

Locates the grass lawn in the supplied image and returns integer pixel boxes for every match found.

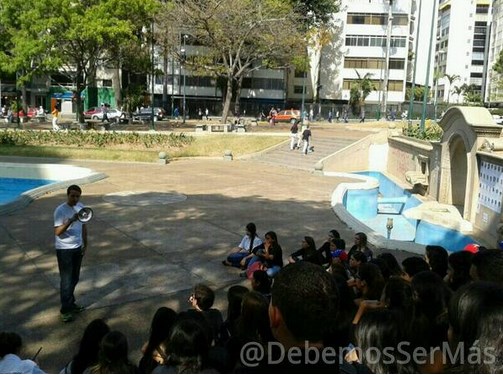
[0,134,286,162]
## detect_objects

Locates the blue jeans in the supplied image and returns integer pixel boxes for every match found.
[226,251,250,268]
[56,248,83,314]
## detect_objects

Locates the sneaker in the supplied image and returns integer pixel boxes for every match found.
[71,304,86,313]
[60,312,74,323]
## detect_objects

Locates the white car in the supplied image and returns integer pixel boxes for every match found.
[90,108,123,122]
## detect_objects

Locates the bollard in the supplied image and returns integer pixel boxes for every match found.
[158,151,169,165]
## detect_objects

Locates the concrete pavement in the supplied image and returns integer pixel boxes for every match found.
[0,124,413,372]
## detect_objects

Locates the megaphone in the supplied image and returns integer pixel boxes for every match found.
[75,207,93,223]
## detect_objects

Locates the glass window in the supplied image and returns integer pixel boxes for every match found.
[294,85,304,94]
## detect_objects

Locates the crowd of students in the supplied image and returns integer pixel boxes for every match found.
[1,224,503,373]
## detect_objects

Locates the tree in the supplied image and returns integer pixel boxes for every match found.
[443,73,460,104]
[291,0,340,27]
[0,0,159,123]
[451,85,464,104]
[162,0,305,123]
[349,70,374,115]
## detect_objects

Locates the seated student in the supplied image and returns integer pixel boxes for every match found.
[347,251,367,281]
[0,332,45,374]
[444,251,473,291]
[61,319,110,374]
[470,248,503,283]
[424,245,449,279]
[221,285,249,340]
[348,232,373,261]
[244,231,283,278]
[263,262,342,373]
[376,252,406,280]
[222,223,263,269]
[87,331,137,374]
[250,270,271,301]
[353,262,385,306]
[401,256,430,281]
[287,236,322,265]
[188,284,225,346]
[138,307,177,374]
[316,229,341,266]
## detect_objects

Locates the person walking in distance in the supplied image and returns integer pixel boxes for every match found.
[289,120,299,150]
[359,108,365,123]
[301,124,312,155]
[54,185,88,322]
[51,105,60,131]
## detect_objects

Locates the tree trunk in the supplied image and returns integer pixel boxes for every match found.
[221,76,233,124]
[233,75,243,116]
[162,52,168,113]
[113,66,122,109]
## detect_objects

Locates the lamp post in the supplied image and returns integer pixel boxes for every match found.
[408,0,423,126]
[381,0,393,120]
[419,0,437,134]
[181,34,188,124]
[150,21,155,131]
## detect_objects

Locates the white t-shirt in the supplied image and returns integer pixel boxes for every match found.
[238,234,263,252]
[0,354,44,374]
[54,202,84,249]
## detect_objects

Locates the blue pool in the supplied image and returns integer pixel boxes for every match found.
[0,177,56,205]
[343,171,476,252]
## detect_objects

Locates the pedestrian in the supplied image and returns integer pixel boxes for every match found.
[359,108,365,123]
[343,108,349,123]
[173,107,180,120]
[309,108,314,121]
[51,105,60,131]
[205,107,209,120]
[198,108,203,120]
[54,185,88,322]
[289,120,299,150]
[336,110,340,123]
[328,110,333,123]
[101,103,109,123]
[301,125,312,155]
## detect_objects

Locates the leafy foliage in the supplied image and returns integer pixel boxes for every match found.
[0,129,193,149]
[402,119,443,141]
[349,70,374,115]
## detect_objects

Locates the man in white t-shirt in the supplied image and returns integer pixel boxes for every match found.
[54,185,88,322]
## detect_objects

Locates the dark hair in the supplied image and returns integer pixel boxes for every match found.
[411,271,451,347]
[471,249,503,283]
[72,319,110,373]
[252,270,271,295]
[351,251,367,265]
[303,236,317,257]
[354,232,368,247]
[358,263,385,301]
[193,284,215,311]
[447,251,473,291]
[91,331,136,374]
[376,253,404,278]
[331,237,346,250]
[67,184,82,195]
[166,318,209,372]
[402,256,430,278]
[448,282,503,365]
[245,223,257,236]
[425,245,449,278]
[226,285,249,323]
[329,230,340,239]
[236,292,273,343]
[0,332,22,357]
[382,277,415,318]
[354,309,417,373]
[264,230,278,243]
[139,308,177,373]
[271,262,339,342]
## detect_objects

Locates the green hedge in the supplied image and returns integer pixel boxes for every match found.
[0,129,194,149]
[402,120,443,141]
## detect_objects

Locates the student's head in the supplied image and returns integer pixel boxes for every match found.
[165,318,209,370]
[226,285,249,322]
[328,230,340,240]
[269,262,339,345]
[147,307,177,350]
[376,252,403,278]
[425,245,449,278]
[238,291,272,341]
[381,277,415,317]
[349,251,367,269]
[357,263,385,300]
[354,232,368,247]
[264,231,278,245]
[72,319,111,373]
[96,331,131,372]
[470,248,503,283]
[302,236,316,254]
[245,223,257,237]
[354,309,416,373]
[251,270,271,295]
[0,332,22,357]
[446,251,473,291]
[401,256,430,280]
[448,282,503,364]
[191,284,215,311]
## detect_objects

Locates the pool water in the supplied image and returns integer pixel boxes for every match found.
[0,177,56,205]
[344,171,475,252]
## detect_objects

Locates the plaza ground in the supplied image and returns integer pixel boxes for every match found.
[0,122,415,372]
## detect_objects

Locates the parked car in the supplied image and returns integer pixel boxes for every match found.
[84,107,123,122]
[83,107,103,119]
[273,109,300,124]
[133,107,165,122]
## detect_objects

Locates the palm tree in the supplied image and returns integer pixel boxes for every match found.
[452,85,464,104]
[444,73,460,104]
[349,70,374,115]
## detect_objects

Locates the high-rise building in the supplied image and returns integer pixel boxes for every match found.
[487,0,503,104]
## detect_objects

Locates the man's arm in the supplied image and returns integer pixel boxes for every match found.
[54,213,78,237]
